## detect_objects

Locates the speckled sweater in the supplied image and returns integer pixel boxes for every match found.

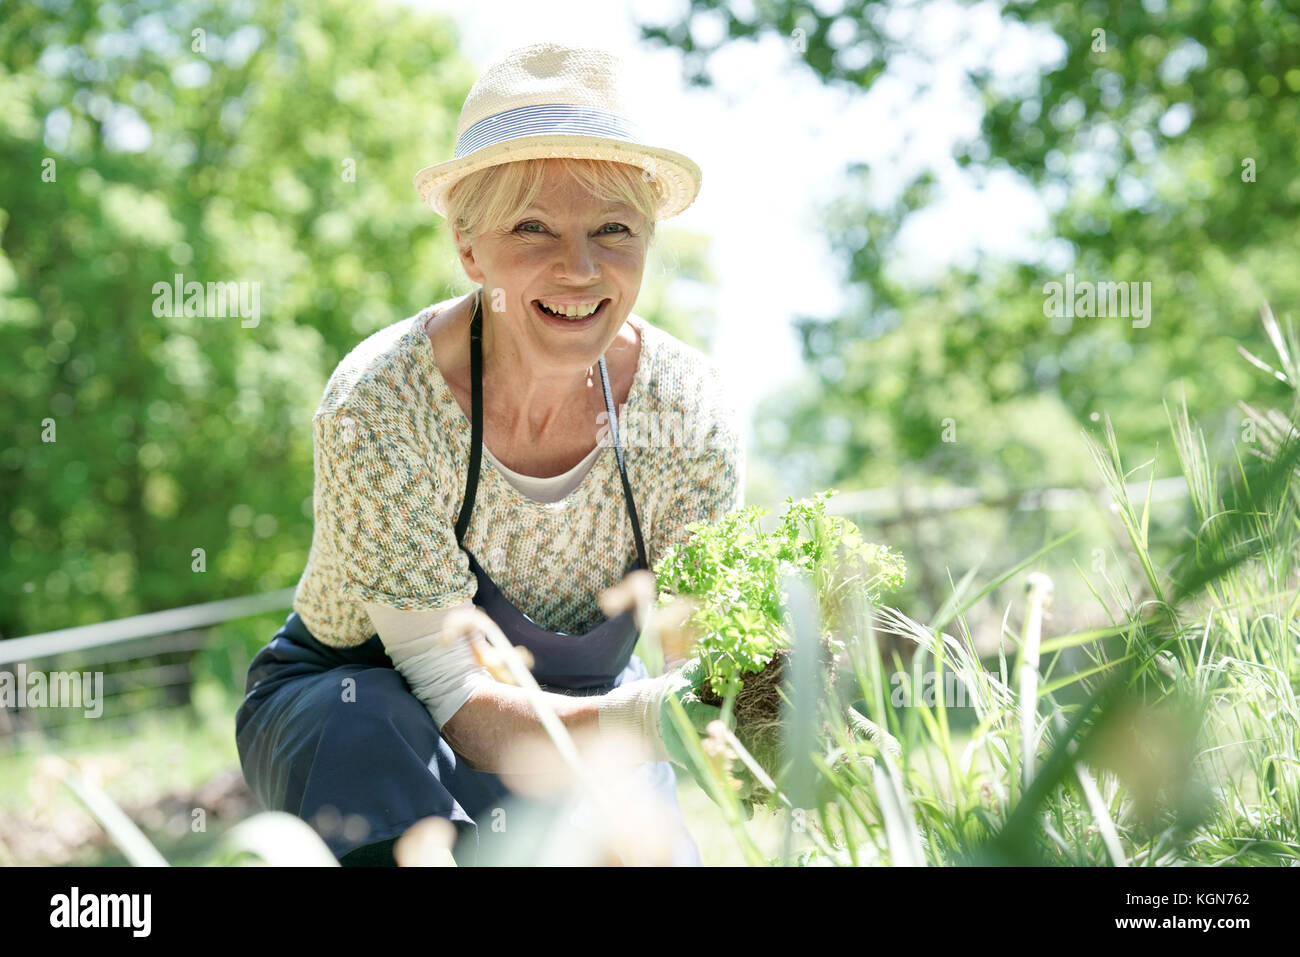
[292,299,746,648]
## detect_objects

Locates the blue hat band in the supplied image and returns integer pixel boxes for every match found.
[454,103,643,160]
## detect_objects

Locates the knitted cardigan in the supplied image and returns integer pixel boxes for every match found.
[292,300,745,647]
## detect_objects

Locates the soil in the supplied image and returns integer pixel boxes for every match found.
[0,766,258,866]
[696,645,837,791]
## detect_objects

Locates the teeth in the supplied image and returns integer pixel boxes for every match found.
[538,299,601,318]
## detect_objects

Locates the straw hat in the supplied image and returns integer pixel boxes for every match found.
[413,42,702,221]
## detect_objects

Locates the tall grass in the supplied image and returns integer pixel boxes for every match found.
[731,303,1300,866]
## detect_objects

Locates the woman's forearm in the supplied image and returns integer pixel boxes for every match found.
[439,678,663,774]
[439,684,603,773]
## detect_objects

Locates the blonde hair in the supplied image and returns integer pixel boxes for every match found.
[444,157,660,251]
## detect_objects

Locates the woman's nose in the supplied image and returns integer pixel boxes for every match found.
[553,234,600,281]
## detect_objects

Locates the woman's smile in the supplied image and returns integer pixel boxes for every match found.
[530,297,611,329]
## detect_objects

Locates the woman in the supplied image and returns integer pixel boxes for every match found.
[235,42,745,866]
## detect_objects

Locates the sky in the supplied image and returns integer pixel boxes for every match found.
[407,0,1058,445]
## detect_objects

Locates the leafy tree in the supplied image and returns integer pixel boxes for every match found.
[641,0,1299,613]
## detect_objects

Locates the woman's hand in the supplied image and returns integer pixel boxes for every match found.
[597,659,717,768]
[656,657,719,769]
[655,660,756,819]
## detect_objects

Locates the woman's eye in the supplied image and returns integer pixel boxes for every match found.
[515,221,629,235]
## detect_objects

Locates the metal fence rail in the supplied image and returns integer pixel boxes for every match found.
[0,588,296,666]
[823,476,1189,525]
[0,588,295,752]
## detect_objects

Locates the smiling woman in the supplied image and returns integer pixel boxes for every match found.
[438,158,656,392]
[234,41,743,868]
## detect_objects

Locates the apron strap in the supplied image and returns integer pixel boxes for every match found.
[598,353,649,571]
[454,289,485,546]
[454,288,650,573]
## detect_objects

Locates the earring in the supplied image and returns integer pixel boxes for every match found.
[586,365,594,388]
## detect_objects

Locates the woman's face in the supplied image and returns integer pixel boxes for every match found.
[455,160,649,375]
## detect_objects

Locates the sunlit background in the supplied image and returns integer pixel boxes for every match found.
[2,0,1297,866]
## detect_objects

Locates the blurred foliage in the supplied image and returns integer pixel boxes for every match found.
[641,0,1300,616]
[0,0,715,639]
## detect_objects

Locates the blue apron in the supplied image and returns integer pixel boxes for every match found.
[236,290,700,866]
